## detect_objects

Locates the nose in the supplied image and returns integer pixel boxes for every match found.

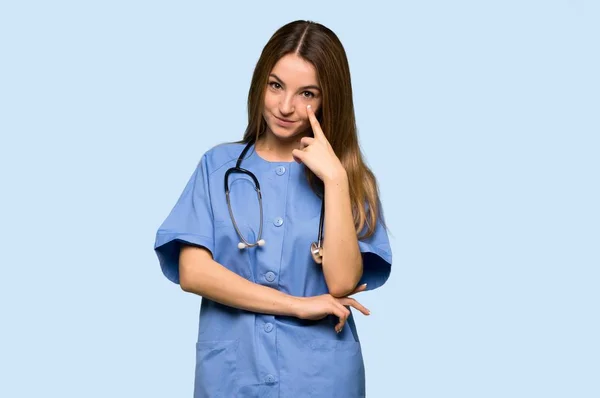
[278,94,295,115]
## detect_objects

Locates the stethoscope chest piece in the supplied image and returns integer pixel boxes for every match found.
[310,241,323,264]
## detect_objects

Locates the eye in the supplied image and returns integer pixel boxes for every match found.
[268,81,282,90]
[301,91,315,99]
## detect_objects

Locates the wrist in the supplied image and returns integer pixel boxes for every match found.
[323,166,348,187]
[287,295,305,318]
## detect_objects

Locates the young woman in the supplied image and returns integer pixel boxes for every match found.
[154,20,392,397]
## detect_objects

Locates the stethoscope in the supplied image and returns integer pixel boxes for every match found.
[224,140,325,264]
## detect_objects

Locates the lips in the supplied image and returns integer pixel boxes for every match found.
[275,116,296,123]
[272,115,298,128]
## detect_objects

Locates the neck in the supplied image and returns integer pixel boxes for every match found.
[255,129,311,162]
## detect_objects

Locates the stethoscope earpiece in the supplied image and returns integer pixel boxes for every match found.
[237,239,266,250]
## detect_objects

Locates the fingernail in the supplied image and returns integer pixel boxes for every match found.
[362,283,368,288]
[307,105,311,109]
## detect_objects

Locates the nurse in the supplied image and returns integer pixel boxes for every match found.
[154,20,392,397]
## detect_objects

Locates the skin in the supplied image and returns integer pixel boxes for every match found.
[180,53,366,333]
[257,53,322,161]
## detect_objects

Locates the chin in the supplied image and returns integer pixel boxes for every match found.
[265,118,305,141]
[268,126,299,140]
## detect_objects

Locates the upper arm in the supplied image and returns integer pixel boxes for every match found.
[154,154,215,284]
[179,244,213,291]
[356,210,393,291]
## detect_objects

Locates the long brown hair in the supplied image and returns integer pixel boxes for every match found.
[243,20,384,238]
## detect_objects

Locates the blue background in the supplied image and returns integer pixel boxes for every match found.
[1,1,598,397]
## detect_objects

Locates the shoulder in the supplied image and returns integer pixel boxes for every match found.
[199,141,246,176]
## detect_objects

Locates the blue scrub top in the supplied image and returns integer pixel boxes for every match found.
[154,142,392,398]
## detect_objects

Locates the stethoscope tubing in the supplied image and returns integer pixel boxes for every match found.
[224,140,325,261]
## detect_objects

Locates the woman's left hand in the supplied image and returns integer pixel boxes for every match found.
[291,105,346,184]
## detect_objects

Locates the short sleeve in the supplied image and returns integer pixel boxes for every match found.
[154,154,214,284]
[357,210,392,291]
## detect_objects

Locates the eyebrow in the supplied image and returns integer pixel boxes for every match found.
[269,73,321,92]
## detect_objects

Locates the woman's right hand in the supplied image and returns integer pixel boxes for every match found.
[294,283,370,333]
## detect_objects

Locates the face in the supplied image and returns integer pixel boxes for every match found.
[262,53,322,141]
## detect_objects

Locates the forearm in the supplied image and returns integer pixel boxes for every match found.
[322,170,363,297]
[179,246,300,316]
